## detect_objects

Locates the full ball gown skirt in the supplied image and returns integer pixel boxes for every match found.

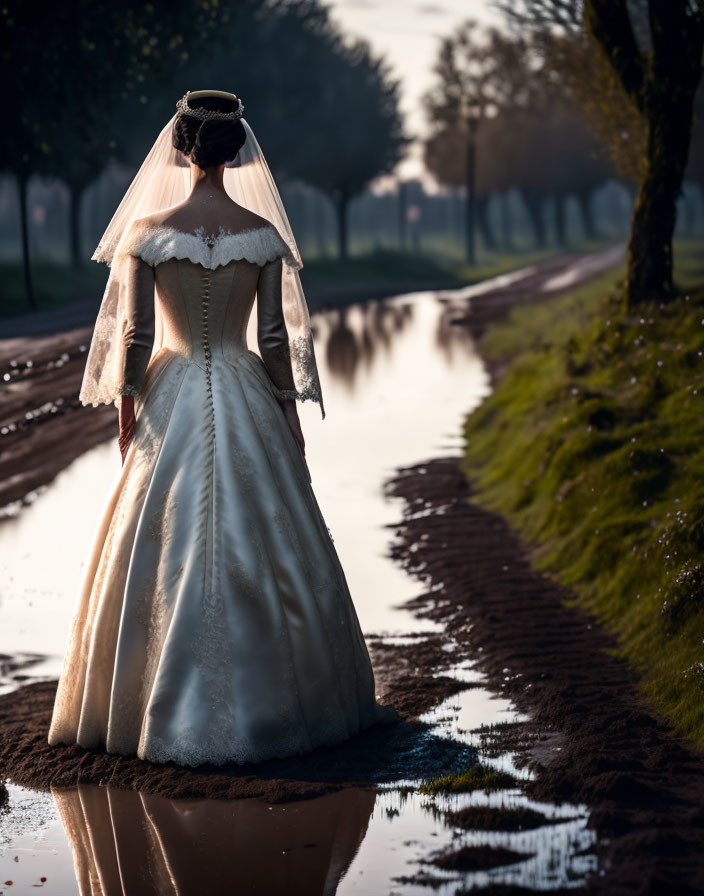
[48,222,393,766]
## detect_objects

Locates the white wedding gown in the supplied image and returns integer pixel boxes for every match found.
[49,220,392,766]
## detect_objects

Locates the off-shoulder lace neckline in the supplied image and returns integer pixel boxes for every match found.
[119,221,297,271]
[158,223,271,243]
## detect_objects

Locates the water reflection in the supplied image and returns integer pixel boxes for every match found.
[434,298,476,363]
[0,277,598,893]
[0,291,489,653]
[322,300,416,391]
[53,784,375,896]
[325,309,360,388]
[44,781,594,896]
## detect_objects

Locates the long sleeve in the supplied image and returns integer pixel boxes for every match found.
[256,257,297,400]
[120,253,156,396]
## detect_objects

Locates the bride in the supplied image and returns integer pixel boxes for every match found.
[48,89,395,767]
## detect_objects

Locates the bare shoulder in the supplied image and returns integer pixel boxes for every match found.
[131,209,174,231]
[221,206,273,234]
[130,202,274,236]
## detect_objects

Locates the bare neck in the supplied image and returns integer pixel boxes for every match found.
[189,164,226,198]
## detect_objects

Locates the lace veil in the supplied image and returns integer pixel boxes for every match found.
[81,109,324,417]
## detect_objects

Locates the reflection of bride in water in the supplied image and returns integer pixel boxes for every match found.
[53,783,375,896]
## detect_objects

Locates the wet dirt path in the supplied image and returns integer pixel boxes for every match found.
[0,246,630,894]
[386,459,704,895]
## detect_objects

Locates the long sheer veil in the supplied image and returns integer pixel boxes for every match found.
[81,114,324,417]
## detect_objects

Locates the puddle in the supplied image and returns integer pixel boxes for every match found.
[0,270,604,892]
[0,780,594,896]
[0,293,489,670]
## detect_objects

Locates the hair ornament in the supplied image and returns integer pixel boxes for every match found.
[176,90,244,122]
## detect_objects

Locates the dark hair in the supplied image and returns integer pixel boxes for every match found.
[172,94,246,169]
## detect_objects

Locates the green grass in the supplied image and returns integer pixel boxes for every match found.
[674,238,704,289]
[420,764,519,796]
[462,243,704,746]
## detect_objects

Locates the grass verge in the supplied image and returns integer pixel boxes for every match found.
[462,246,704,746]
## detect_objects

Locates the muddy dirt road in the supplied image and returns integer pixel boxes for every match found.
[387,459,704,895]
[0,245,637,894]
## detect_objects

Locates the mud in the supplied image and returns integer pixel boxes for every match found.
[0,246,635,889]
[445,806,574,832]
[0,650,474,803]
[386,458,704,895]
[0,329,114,511]
[431,844,526,872]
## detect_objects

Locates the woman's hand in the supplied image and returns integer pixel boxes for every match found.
[281,400,305,458]
[118,394,136,465]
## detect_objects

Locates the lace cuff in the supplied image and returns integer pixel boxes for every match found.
[271,386,299,402]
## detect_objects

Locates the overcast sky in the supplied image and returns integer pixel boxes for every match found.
[325,0,505,178]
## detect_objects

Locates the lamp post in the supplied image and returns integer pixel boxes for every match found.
[465,114,479,265]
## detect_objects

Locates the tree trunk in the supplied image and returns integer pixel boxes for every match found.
[335,194,349,260]
[500,193,514,252]
[626,97,694,305]
[465,134,476,264]
[452,190,463,242]
[69,183,84,269]
[576,189,598,241]
[476,195,497,251]
[314,193,328,259]
[553,193,568,248]
[521,191,547,249]
[584,0,703,306]
[17,173,37,310]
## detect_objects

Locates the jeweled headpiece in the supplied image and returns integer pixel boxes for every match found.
[176,90,244,122]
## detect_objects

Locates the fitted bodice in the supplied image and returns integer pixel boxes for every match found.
[115,222,298,402]
[155,257,260,367]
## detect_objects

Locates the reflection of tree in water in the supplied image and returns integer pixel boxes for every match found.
[325,309,360,390]
[323,301,415,390]
[53,782,376,896]
[434,299,475,364]
[360,302,413,364]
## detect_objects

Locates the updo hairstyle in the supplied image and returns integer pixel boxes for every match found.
[172,94,246,169]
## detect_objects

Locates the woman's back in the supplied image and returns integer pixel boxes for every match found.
[48,88,393,770]
[116,217,298,409]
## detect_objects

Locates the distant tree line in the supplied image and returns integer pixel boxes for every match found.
[1,0,406,308]
[423,23,613,258]
[426,2,704,307]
